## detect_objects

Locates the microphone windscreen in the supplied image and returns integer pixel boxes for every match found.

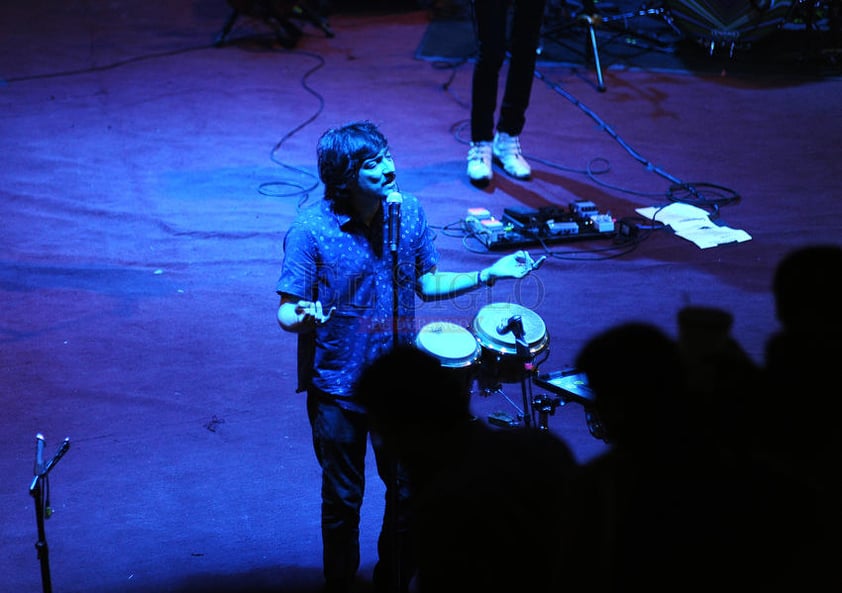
[387,191,403,205]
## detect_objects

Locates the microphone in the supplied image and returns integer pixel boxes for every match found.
[386,191,402,253]
[497,315,524,338]
[34,433,45,475]
[498,315,531,361]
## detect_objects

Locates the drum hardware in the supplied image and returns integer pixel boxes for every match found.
[531,393,565,431]
[488,410,521,428]
[667,0,797,58]
[415,321,482,398]
[487,373,597,433]
[472,303,552,429]
[417,304,556,430]
[534,369,608,441]
[541,0,683,92]
[783,0,842,65]
[490,312,561,430]
[585,408,609,441]
[473,303,550,389]
[214,0,334,48]
[497,314,537,428]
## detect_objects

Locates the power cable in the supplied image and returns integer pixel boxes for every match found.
[258,49,326,208]
[533,65,741,213]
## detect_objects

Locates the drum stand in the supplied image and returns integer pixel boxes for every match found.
[484,364,562,430]
[30,434,71,593]
[534,369,609,440]
[494,314,558,430]
[531,392,564,431]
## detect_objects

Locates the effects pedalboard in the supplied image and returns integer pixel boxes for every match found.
[465,200,616,251]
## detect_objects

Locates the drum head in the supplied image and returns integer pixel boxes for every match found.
[472,302,549,356]
[416,321,480,368]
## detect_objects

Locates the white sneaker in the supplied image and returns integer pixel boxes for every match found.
[492,132,531,180]
[467,141,493,185]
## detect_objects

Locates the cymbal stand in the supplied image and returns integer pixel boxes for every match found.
[30,433,71,593]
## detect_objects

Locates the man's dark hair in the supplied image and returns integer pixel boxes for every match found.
[317,120,388,211]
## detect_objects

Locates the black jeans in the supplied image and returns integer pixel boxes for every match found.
[471,0,547,141]
[307,391,414,592]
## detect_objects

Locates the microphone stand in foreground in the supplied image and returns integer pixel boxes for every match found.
[387,192,402,348]
[386,192,405,592]
[30,433,71,593]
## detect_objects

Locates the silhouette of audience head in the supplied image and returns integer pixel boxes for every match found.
[772,243,842,334]
[676,304,760,448]
[358,345,576,593]
[764,243,842,455]
[355,344,473,474]
[676,305,733,355]
[575,321,686,449]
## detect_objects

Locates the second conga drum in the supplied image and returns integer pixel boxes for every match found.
[415,321,481,394]
[472,302,549,387]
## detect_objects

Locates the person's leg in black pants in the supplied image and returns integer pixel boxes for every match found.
[308,393,368,593]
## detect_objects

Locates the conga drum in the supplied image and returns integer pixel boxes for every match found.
[471,302,550,388]
[415,321,481,395]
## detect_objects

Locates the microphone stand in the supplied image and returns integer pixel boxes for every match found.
[29,433,71,593]
[386,190,403,350]
[387,202,403,592]
[390,245,400,350]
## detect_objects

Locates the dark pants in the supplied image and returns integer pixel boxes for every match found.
[471,0,548,141]
[307,391,414,593]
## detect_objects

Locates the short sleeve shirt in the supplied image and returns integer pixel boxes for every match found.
[276,194,439,407]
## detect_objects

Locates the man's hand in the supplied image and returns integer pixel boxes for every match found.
[487,250,546,282]
[294,300,336,326]
[278,299,336,332]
